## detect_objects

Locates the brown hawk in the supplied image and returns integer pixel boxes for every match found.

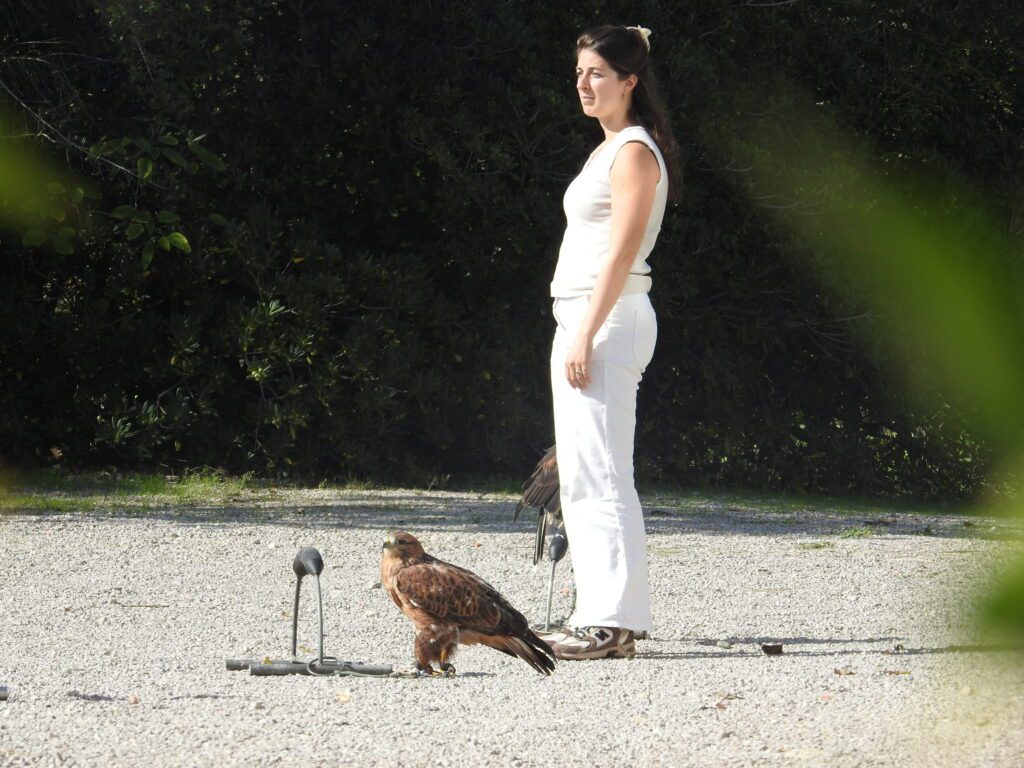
[380,531,556,675]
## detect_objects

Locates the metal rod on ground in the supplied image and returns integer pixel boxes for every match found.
[544,532,568,630]
[315,572,324,666]
[226,546,394,678]
[290,547,323,658]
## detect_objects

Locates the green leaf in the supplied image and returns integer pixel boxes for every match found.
[158,134,179,146]
[138,157,154,180]
[161,147,189,169]
[111,205,136,219]
[90,139,120,157]
[168,232,191,253]
[47,182,65,195]
[157,210,180,224]
[189,144,227,172]
[130,210,152,223]
[70,187,85,204]
[125,222,145,240]
[22,229,47,247]
[208,213,229,227]
[46,204,66,222]
[53,227,76,255]
[142,243,155,270]
[158,236,171,251]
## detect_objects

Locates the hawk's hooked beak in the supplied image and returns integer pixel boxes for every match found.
[382,533,395,551]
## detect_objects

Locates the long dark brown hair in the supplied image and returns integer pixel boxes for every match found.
[576,25,682,200]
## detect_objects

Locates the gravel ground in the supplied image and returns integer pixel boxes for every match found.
[2,488,1023,767]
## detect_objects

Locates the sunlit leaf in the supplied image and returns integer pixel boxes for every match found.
[168,232,191,253]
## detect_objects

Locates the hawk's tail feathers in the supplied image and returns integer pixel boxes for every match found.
[482,631,556,676]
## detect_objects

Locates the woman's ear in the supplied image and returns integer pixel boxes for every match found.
[624,74,638,94]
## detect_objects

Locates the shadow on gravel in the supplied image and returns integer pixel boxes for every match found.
[893,643,1024,655]
[638,640,1024,660]
[6,496,1019,542]
[716,636,906,645]
[66,691,115,702]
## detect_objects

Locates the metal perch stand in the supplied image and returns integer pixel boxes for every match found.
[226,546,393,677]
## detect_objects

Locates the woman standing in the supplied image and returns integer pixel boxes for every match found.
[541,25,680,660]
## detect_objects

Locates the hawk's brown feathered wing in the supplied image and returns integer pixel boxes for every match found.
[381,532,555,675]
[514,445,562,565]
[514,445,560,522]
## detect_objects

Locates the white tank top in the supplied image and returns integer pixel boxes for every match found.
[550,125,668,298]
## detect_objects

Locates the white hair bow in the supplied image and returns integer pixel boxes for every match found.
[627,25,652,51]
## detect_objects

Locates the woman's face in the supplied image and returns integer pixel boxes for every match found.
[575,48,635,121]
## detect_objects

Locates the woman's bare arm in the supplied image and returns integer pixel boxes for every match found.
[563,141,659,390]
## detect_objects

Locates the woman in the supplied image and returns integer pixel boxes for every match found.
[540,24,680,660]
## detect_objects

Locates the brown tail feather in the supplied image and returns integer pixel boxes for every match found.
[480,632,556,676]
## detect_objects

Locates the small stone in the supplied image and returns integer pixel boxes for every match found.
[960,685,974,696]
[127,694,140,705]
[761,643,783,655]
[336,689,352,704]
[253,701,265,710]
[716,640,733,650]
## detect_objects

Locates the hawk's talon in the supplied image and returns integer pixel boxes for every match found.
[414,661,444,677]
[440,662,456,676]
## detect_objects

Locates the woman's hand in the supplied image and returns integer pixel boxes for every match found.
[564,331,594,390]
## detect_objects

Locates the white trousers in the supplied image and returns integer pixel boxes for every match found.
[550,292,657,633]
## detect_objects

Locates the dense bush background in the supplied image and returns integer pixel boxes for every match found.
[0,1,1020,498]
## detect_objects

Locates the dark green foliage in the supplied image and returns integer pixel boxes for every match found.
[0,1,1019,498]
